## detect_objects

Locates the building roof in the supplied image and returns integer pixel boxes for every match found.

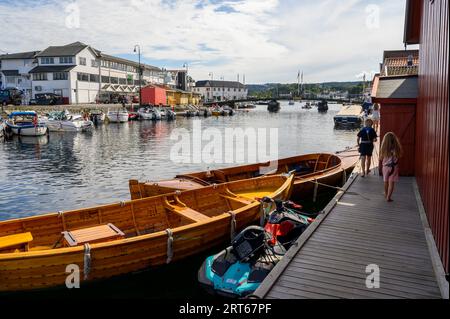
[374,75,418,99]
[1,70,20,76]
[404,0,422,45]
[381,50,419,76]
[100,54,161,71]
[0,51,40,60]
[195,80,245,89]
[35,42,94,57]
[29,65,76,73]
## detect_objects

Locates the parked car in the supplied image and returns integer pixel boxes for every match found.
[29,93,63,105]
[0,89,22,106]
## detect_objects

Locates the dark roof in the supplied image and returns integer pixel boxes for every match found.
[29,65,76,73]
[1,70,19,76]
[100,54,161,71]
[375,75,418,99]
[0,51,40,60]
[195,80,245,89]
[35,42,98,57]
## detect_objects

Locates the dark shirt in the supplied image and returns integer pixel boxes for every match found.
[358,127,377,143]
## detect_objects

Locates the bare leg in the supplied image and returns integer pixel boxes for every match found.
[366,156,371,175]
[384,182,389,198]
[360,156,366,176]
[387,181,395,202]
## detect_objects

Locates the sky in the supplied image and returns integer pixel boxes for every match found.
[0,0,414,84]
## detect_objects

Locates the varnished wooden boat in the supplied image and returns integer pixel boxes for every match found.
[0,174,294,292]
[130,149,359,201]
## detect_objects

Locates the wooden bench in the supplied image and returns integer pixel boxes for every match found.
[62,223,125,247]
[220,194,253,205]
[172,207,210,223]
[0,232,33,251]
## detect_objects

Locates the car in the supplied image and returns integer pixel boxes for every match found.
[32,93,63,105]
[0,89,22,106]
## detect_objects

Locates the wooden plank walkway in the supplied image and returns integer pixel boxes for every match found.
[254,172,443,299]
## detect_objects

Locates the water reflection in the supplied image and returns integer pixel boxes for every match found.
[0,102,357,219]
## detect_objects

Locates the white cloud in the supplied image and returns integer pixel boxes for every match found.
[0,0,409,83]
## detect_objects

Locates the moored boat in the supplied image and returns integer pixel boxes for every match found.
[5,111,47,136]
[267,100,280,113]
[129,150,359,201]
[334,104,364,128]
[0,174,294,292]
[43,111,93,132]
[107,108,129,123]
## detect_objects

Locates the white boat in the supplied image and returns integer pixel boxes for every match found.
[5,111,47,136]
[90,110,106,125]
[0,117,5,138]
[43,111,93,132]
[107,109,129,123]
[137,108,153,120]
[334,104,364,128]
[152,108,162,120]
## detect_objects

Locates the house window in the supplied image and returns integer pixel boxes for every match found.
[59,57,73,64]
[79,57,86,66]
[53,72,68,80]
[111,77,119,84]
[41,57,54,64]
[90,74,99,82]
[119,78,126,85]
[33,73,48,81]
[101,76,110,83]
[77,72,89,82]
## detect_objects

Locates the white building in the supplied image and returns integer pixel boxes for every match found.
[1,42,168,104]
[0,51,40,102]
[193,80,247,102]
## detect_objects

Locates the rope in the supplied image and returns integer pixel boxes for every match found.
[83,243,91,280]
[58,211,66,231]
[228,211,236,241]
[165,228,173,264]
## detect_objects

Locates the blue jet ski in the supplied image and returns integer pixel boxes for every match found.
[198,225,286,298]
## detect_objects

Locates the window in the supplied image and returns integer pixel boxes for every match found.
[59,57,73,64]
[91,59,99,67]
[41,57,54,64]
[77,72,89,82]
[119,78,126,85]
[33,73,48,81]
[79,57,86,66]
[90,74,99,82]
[111,77,118,84]
[101,60,109,68]
[101,76,110,83]
[53,72,68,80]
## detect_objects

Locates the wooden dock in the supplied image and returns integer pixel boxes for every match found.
[254,170,445,299]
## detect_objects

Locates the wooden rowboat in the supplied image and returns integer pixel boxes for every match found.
[0,174,294,292]
[130,149,359,202]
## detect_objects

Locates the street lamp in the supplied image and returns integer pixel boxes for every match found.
[220,76,224,102]
[183,62,188,91]
[134,44,142,107]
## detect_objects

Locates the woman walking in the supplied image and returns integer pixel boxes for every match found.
[357,119,378,177]
[380,132,403,202]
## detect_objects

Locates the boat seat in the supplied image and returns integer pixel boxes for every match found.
[61,223,125,247]
[220,194,253,205]
[0,232,33,251]
[172,207,210,223]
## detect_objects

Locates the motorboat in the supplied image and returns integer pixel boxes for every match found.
[138,108,153,120]
[89,110,106,125]
[288,100,295,105]
[107,108,129,123]
[5,111,47,136]
[43,111,93,132]
[334,104,364,128]
[166,109,176,120]
[267,100,280,113]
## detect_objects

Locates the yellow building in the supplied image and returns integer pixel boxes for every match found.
[166,89,177,106]
[174,90,190,105]
[189,92,202,105]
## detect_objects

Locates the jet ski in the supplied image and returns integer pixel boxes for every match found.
[198,200,315,298]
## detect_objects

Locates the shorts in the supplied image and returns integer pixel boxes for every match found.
[359,143,374,156]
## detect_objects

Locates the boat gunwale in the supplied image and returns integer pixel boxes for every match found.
[0,174,294,261]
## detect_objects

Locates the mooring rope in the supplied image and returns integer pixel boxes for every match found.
[165,228,173,264]
[83,243,91,280]
[228,211,236,241]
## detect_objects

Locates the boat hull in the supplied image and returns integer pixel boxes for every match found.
[6,123,47,136]
[107,113,129,123]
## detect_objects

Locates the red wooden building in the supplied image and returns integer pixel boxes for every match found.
[140,84,167,105]
[374,0,448,277]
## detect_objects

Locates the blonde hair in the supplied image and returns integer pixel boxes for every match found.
[380,132,403,160]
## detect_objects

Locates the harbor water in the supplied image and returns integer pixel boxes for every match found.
[0,101,358,298]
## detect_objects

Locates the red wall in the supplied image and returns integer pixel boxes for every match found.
[141,87,166,105]
[379,102,416,176]
[415,0,449,273]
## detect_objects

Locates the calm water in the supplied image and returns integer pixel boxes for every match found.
[0,101,357,298]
